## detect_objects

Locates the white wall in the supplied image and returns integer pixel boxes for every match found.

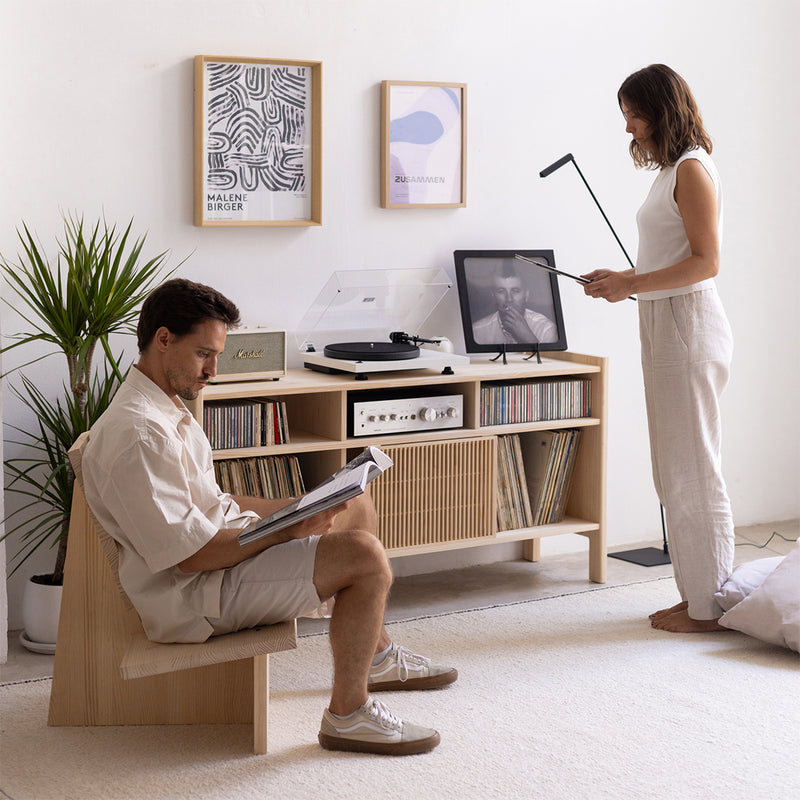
[2,0,798,627]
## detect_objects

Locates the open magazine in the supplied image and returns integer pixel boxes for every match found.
[237,446,393,546]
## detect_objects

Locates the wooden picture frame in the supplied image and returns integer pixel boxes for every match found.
[381,80,466,209]
[194,55,322,227]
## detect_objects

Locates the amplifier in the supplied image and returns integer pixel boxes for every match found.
[349,389,463,437]
[212,329,286,382]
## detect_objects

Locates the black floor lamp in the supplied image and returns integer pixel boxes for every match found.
[609,504,671,567]
[540,154,672,568]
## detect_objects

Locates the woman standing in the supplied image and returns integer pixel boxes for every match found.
[582,64,734,633]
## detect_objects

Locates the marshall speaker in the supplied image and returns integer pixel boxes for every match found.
[212,329,286,382]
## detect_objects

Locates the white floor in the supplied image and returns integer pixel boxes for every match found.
[2,519,797,683]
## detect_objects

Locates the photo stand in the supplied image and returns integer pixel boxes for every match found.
[489,343,542,366]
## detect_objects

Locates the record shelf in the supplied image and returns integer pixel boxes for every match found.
[188,351,607,583]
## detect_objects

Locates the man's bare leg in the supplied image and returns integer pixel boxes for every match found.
[313,528,393,715]
[311,493,446,702]
[321,493,392,656]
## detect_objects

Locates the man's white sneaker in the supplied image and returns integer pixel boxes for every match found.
[368,644,458,692]
[318,696,440,755]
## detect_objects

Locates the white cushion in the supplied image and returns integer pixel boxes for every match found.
[714,556,784,612]
[718,543,800,652]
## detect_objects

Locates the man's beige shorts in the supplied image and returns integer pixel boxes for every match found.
[207,534,323,635]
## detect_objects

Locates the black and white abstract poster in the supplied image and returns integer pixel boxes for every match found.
[197,58,315,224]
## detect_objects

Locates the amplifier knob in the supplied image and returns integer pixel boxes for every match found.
[419,406,437,422]
[445,406,459,419]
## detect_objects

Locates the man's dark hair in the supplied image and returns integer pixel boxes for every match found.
[137,278,241,352]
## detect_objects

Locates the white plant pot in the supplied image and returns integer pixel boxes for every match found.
[21,575,63,653]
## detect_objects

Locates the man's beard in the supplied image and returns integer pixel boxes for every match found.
[177,386,200,401]
[166,367,202,401]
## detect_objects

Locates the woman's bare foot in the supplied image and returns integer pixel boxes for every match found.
[651,608,727,633]
[649,601,687,621]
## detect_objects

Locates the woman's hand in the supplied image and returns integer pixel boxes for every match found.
[581,269,635,303]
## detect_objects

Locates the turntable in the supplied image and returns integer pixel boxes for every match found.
[296,268,470,379]
[324,336,420,362]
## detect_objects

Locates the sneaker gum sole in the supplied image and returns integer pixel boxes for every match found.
[368,668,458,693]
[318,730,441,756]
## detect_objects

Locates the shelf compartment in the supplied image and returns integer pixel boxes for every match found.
[479,417,600,435]
[370,437,496,551]
[209,431,342,460]
[385,517,600,557]
[496,517,600,539]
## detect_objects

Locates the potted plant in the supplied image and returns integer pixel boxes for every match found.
[1,213,176,650]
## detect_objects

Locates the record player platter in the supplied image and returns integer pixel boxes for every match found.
[324,341,420,361]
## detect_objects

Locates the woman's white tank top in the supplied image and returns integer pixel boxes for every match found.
[635,148,722,301]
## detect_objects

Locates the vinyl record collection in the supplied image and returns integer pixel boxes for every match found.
[214,454,305,500]
[496,434,534,531]
[496,430,582,531]
[481,378,591,426]
[203,399,290,450]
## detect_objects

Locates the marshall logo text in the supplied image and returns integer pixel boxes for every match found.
[233,349,265,360]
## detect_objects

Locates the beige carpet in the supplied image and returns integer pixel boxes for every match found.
[1,577,797,800]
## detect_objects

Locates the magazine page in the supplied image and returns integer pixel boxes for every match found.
[237,446,392,546]
[309,446,393,493]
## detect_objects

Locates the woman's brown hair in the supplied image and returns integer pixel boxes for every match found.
[618,64,712,169]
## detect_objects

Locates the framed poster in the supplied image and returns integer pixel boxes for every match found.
[381,81,466,209]
[194,55,322,227]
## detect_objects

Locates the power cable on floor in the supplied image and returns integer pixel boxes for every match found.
[735,531,797,549]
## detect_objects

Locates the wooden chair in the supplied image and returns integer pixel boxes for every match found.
[48,431,297,754]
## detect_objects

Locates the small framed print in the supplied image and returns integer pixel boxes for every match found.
[381,80,466,209]
[194,55,322,227]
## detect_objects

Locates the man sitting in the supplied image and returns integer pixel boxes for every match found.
[81,278,457,756]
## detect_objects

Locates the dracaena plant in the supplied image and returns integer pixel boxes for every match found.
[1,213,177,583]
